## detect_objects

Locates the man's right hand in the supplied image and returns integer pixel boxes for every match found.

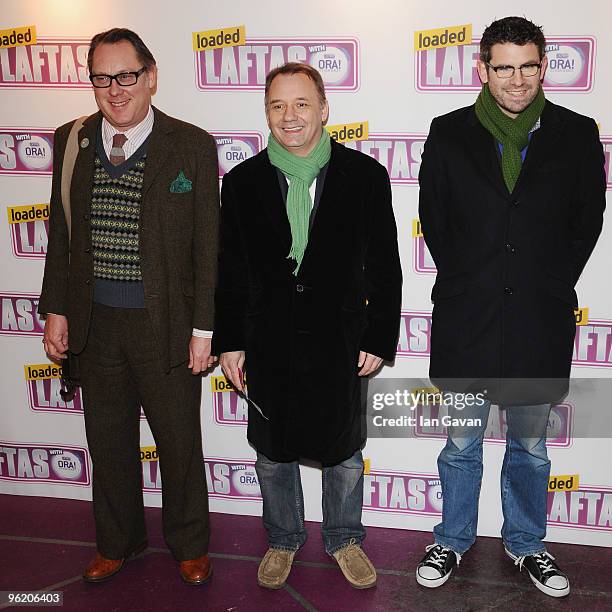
[220,350,246,393]
[43,313,69,361]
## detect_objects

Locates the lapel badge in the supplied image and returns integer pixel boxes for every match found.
[80,137,89,148]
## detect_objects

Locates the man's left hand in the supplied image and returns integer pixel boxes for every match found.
[189,336,217,374]
[358,351,383,376]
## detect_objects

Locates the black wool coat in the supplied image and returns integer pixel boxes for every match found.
[213,139,402,464]
[419,101,606,404]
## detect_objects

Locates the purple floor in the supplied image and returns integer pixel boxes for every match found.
[1,494,611,611]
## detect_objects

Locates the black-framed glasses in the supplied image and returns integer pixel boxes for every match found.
[487,62,542,79]
[89,66,147,88]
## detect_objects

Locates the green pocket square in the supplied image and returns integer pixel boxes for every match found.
[170,170,192,193]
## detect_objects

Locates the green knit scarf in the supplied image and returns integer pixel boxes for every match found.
[475,83,545,192]
[267,129,331,274]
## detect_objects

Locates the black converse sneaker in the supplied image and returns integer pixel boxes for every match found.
[416,544,461,588]
[505,548,570,598]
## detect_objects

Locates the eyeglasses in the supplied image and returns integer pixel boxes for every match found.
[486,62,542,79]
[89,66,147,88]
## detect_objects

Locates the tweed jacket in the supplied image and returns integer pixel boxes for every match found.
[39,107,219,370]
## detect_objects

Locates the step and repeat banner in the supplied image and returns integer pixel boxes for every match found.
[1,0,611,548]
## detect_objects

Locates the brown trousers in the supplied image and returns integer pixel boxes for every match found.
[79,303,209,560]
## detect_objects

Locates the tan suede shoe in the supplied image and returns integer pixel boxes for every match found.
[257,548,296,589]
[333,543,377,589]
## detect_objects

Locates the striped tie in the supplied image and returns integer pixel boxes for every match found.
[109,133,127,166]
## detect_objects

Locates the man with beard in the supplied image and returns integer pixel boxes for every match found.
[416,16,605,597]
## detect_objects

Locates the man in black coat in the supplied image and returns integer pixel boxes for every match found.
[214,63,402,589]
[416,17,605,598]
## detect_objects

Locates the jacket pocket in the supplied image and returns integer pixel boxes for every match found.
[545,275,577,307]
[431,275,467,302]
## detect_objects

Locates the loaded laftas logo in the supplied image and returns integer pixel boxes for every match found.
[211,374,248,425]
[412,218,436,274]
[0,36,90,88]
[0,130,54,175]
[343,133,425,184]
[548,482,612,530]
[414,24,471,51]
[573,317,612,367]
[414,30,595,92]
[0,442,90,485]
[24,363,83,414]
[194,29,359,91]
[6,203,49,258]
[211,131,264,178]
[363,468,443,515]
[0,293,44,336]
[141,453,261,499]
[326,121,369,143]
[0,26,36,49]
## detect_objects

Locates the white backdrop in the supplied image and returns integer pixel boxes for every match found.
[1,0,611,548]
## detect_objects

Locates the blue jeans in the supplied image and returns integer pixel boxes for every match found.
[433,396,551,557]
[254,450,366,555]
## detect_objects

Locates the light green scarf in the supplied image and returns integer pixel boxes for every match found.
[267,129,331,274]
[475,83,545,193]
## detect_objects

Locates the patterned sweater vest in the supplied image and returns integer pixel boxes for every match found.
[90,132,149,308]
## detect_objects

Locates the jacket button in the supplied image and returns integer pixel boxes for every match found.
[85,279,91,285]
[85,248,91,253]
[505,243,516,253]
[296,284,304,292]
[83,213,90,220]
[512,200,519,207]
[504,287,513,295]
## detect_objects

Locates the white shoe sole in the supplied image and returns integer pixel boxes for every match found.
[415,567,452,588]
[504,548,570,598]
[527,572,570,598]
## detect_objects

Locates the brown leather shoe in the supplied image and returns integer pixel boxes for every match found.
[179,555,213,585]
[82,542,147,583]
[83,553,124,583]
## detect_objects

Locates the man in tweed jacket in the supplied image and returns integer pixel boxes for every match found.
[39,28,219,585]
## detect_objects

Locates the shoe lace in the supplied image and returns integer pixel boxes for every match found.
[514,551,556,576]
[424,544,460,568]
[337,538,359,560]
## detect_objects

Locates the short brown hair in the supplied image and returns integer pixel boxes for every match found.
[87,28,156,73]
[480,16,546,63]
[265,62,326,105]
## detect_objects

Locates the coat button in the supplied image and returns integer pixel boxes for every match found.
[83,213,90,220]
[296,284,304,292]
[85,248,91,253]
[512,200,520,207]
[504,287,513,295]
[85,279,91,285]
[505,243,516,253]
